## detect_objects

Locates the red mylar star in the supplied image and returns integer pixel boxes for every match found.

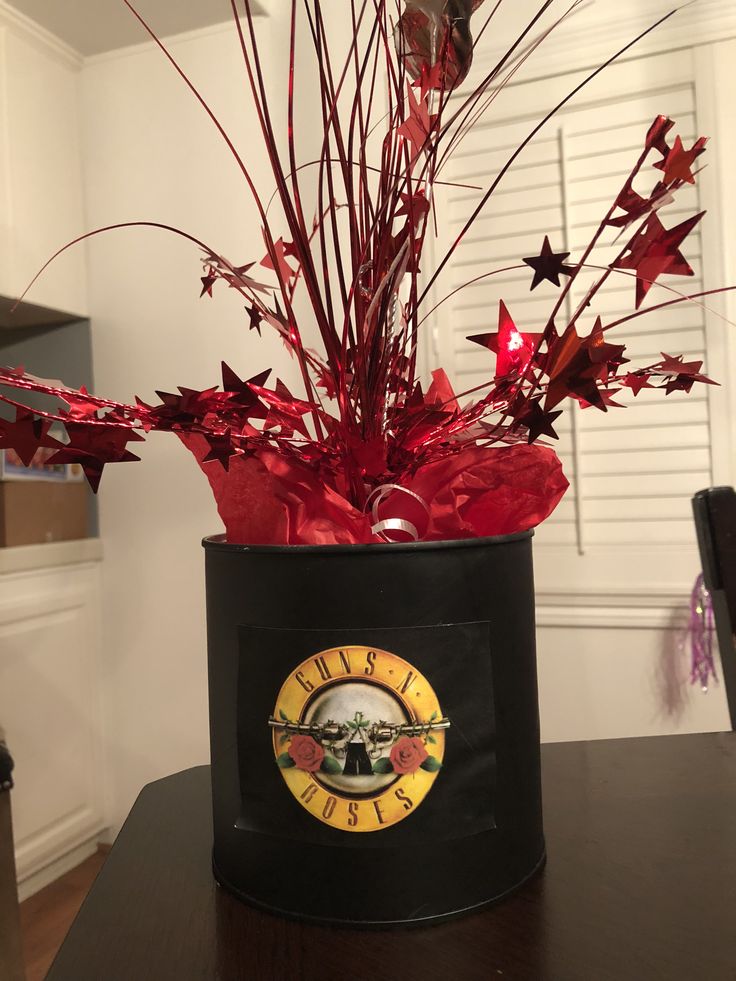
[516,397,563,442]
[48,423,144,492]
[262,299,290,340]
[247,305,262,335]
[260,235,297,286]
[201,428,242,471]
[654,353,716,392]
[147,391,189,427]
[621,372,653,396]
[395,189,431,222]
[402,381,426,417]
[543,325,605,411]
[413,61,444,99]
[220,364,271,420]
[282,240,300,261]
[0,409,63,466]
[653,135,707,186]
[580,387,624,409]
[146,387,221,428]
[62,386,102,421]
[467,301,542,378]
[426,368,459,413]
[178,386,225,418]
[394,380,453,450]
[608,183,674,231]
[218,260,270,296]
[522,236,573,290]
[612,211,704,309]
[315,374,337,400]
[397,84,437,165]
[133,397,156,433]
[200,266,217,298]
[656,353,704,376]
[251,379,314,439]
[587,318,628,377]
[601,388,624,408]
[664,375,696,395]
[646,115,676,156]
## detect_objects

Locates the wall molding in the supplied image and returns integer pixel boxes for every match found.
[0,588,86,628]
[83,12,267,68]
[14,802,103,880]
[16,828,103,902]
[536,604,688,629]
[536,584,691,629]
[537,583,690,608]
[0,3,268,69]
[0,0,82,70]
[0,537,103,577]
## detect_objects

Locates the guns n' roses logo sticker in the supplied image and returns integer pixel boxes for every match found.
[269,645,450,832]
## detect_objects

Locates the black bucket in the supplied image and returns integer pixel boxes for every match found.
[203,531,544,927]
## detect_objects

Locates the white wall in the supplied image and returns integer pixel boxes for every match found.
[81,15,312,835]
[0,23,88,314]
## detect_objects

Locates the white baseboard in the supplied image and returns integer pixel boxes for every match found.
[95,826,117,847]
[17,834,103,903]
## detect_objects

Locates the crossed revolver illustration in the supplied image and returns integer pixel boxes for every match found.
[269,711,451,776]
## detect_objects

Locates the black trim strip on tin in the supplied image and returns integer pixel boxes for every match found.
[202,528,533,556]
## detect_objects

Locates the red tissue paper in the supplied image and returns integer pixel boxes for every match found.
[185,432,566,546]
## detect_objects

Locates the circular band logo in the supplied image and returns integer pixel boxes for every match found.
[269,645,450,832]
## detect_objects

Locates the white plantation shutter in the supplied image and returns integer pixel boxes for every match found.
[437,56,711,555]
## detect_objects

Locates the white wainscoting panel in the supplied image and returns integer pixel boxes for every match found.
[0,551,105,897]
[536,590,731,743]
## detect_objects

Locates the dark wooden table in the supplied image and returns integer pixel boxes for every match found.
[47,732,736,981]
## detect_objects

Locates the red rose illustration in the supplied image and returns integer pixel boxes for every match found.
[288,734,325,772]
[389,736,429,775]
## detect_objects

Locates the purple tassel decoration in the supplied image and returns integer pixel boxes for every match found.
[689,573,717,691]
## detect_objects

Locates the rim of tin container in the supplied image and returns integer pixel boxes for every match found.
[202,528,533,555]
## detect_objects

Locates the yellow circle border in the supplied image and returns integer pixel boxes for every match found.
[272,645,445,833]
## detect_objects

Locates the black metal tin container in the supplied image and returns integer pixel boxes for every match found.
[203,531,544,927]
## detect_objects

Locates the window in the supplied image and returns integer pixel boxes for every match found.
[430,48,720,588]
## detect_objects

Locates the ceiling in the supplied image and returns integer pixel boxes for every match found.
[7,0,266,57]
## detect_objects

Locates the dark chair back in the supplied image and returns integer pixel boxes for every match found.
[692,486,736,730]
